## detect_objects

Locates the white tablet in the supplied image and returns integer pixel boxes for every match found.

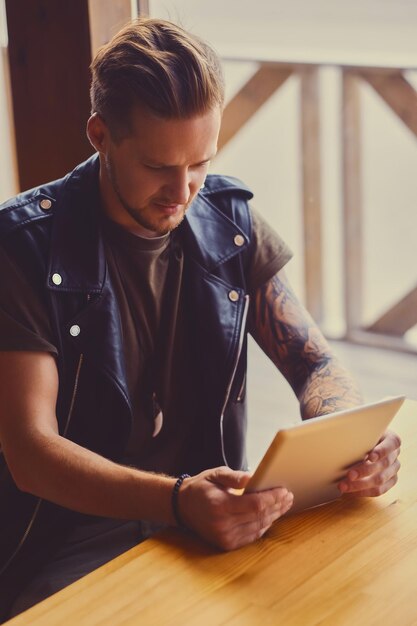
[244,396,405,513]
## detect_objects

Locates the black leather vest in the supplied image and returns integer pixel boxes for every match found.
[0,155,255,610]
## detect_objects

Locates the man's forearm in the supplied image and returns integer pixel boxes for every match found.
[0,350,177,527]
[251,270,362,419]
[10,430,177,525]
[297,356,362,420]
[10,431,296,552]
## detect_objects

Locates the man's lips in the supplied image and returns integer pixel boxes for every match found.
[152,202,183,215]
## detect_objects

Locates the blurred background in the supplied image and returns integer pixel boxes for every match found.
[1,0,416,463]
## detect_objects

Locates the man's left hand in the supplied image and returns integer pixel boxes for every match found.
[338,430,401,497]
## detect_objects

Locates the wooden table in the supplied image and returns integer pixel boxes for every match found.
[7,401,417,626]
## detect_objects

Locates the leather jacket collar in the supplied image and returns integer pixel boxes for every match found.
[47,154,253,295]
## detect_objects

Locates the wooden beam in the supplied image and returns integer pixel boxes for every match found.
[0,47,19,197]
[88,0,132,56]
[341,70,363,334]
[360,70,417,140]
[218,64,293,151]
[345,329,417,355]
[137,0,150,15]
[5,0,93,191]
[299,66,323,324]
[366,285,417,336]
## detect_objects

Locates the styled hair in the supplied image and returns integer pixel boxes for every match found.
[90,17,224,141]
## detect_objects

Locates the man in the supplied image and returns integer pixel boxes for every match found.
[0,18,400,619]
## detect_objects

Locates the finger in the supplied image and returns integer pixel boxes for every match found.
[342,473,399,498]
[339,458,401,495]
[233,515,276,547]
[243,493,293,537]
[228,487,291,516]
[365,430,401,463]
[217,502,292,551]
[227,491,294,529]
[207,466,252,490]
[345,449,400,482]
[341,433,401,484]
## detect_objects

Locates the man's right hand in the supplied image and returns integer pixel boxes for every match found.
[177,466,294,551]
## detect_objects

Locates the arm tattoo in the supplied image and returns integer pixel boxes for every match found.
[250,273,362,419]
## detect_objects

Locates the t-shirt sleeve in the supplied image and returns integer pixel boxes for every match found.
[246,206,293,293]
[0,246,58,354]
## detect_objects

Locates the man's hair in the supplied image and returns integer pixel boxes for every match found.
[90,17,225,141]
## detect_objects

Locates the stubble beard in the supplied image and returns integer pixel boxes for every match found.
[105,154,188,237]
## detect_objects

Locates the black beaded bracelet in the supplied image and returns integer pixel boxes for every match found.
[172,473,190,529]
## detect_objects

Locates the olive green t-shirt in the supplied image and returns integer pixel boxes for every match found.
[0,207,292,474]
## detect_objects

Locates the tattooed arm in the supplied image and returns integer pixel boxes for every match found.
[249,269,362,418]
[249,268,401,498]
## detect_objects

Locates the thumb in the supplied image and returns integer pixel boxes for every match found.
[208,466,252,490]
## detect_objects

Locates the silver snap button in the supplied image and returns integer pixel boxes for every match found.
[69,325,80,337]
[228,290,240,302]
[51,273,62,286]
[234,234,245,247]
[40,198,52,210]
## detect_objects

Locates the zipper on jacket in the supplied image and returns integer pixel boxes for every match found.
[63,293,89,436]
[0,497,42,576]
[219,294,250,466]
[63,352,84,436]
[236,374,246,403]
[0,297,89,576]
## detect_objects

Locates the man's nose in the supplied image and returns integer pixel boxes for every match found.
[164,169,191,204]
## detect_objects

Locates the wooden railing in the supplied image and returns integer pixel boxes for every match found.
[6,0,416,352]
[218,59,417,353]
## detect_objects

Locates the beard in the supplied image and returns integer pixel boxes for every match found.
[104,154,189,237]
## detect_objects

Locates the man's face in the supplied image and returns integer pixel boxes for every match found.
[95,106,221,238]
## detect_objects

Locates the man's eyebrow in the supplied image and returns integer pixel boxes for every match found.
[144,153,217,168]
[192,154,217,166]
[201,151,217,162]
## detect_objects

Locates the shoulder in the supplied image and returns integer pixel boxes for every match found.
[0,177,66,240]
[200,174,253,200]
[0,155,98,240]
[198,174,255,239]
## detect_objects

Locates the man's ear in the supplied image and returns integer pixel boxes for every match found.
[86,113,109,154]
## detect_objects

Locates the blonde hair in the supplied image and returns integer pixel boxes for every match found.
[90,18,224,141]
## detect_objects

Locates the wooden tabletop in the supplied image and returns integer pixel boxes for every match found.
[7,401,417,626]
